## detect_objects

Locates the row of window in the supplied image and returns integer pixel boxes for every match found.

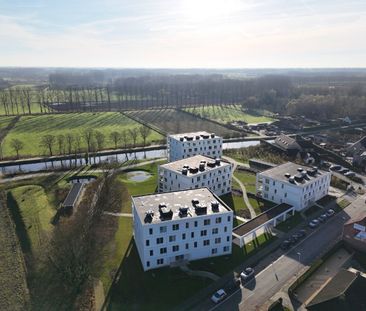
[146,245,230,268]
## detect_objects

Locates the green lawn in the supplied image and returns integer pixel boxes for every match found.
[185,105,275,124]
[234,170,257,193]
[126,108,240,138]
[0,116,16,131]
[276,212,304,233]
[220,192,250,220]
[2,112,164,158]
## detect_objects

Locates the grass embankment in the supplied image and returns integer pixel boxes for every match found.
[126,108,240,138]
[0,193,30,310]
[224,144,288,165]
[2,112,164,158]
[185,105,274,124]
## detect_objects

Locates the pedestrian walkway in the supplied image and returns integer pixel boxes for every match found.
[103,211,133,217]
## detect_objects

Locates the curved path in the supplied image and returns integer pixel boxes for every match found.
[223,155,256,219]
[180,265,220,281]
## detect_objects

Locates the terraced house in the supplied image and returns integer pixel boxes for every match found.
[158,155,233,196]
[167,131,223,162]
[132,188,233,271]
[256,162,331,211]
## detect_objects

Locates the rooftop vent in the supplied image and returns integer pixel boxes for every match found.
[189,167,199,174]
[195,135,200,140]
[186,136,194,141]
[195,203,207,215]
[207,162,216,168]
[199,163,205,171]
[192,198,199,206]
[144,210,154,223]
[284,173,291,178]
[201,134,210,139]
[158,202,167,209]
[211,201,219,212]
[215,158,221,166]
[297,167,304,172]
[159,206,173,220]
[179,137,184,141]
[211,133,215,138]
[179,206,189,217]
[295,174,304,182]
[289,176,296,184]
[183,164,189,169]
[182,168,188,175]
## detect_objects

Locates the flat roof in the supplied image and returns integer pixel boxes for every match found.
[160,155,231,176]
[233,203,293,237]
[133,188,232,225]
[259,162,328,186]
[169,131,221,141]
[63,183,83,207]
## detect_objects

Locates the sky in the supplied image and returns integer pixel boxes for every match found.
[0,0,365,68]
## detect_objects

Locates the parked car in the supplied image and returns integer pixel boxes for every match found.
[344,171,356,177]
[330,164,341,171]
[289,235,299,245]
[294,229,306,239]
[326,209,335,217]
[309,219,320,228]
[240,267,255,283]
[340,168,350,174]
[319,214,328,223]
[280,240,291,250]
[211,289,227,304]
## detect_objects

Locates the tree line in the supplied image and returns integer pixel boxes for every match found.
[8,126,152,159]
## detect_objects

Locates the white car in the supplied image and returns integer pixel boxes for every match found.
[211,289,227,304]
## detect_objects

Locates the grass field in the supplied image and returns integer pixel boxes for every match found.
[0,195,30,310]
[0,116,16,132]
[234,170,257,193]
[126,108,240,138]
[185,105,275,124]
[2,112,164,158]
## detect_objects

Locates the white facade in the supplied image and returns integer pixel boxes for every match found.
[167,131,223,162]
[158,155,232,196]
[256,162,331,211]
[132,188,233,271]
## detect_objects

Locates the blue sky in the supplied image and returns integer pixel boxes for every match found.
[0,0,365,67]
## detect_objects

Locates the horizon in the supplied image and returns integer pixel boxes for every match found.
[1,0,366,68]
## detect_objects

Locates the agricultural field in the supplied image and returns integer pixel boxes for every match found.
[1,112,164,158]
[184,105,275,124]
[0,116,16,132]
[126,108,240,138]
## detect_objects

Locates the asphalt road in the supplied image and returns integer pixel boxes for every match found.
[193,194,366,311]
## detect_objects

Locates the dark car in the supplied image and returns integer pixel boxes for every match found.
[318,214,327,223]
[240,267,255,283]
[294,229,306,239]
[289,235,299,245]
[280,240,291,250]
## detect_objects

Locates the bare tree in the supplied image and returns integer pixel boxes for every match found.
[129,128,139,148]
[40,134,56,156]
[139,126,151,147]
[82,129,94,152]
[10,138,24,159]
[121,130,129,149]
[74,134,82,153]
[65,133,74,155]
[109,131,121,149]
[95,131,105,151]
[57,134,65,155]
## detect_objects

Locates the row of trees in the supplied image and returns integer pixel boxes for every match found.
[9,126,152,159]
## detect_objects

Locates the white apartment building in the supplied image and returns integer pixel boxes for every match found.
[256,162,331,211]
[167,131,223,162]
[158,155,233,196]
[132,188,233,271]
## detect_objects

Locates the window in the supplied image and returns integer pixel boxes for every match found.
[284,193,287,198]
[203,240,210,246]
[223,246,229,252]
[149,250,153,256]
[215,237,221,244]
[146,240,150,246]
[157,258,164,265]
[194,242,197,248]
[227,216,231,222]
[201,230,207,236]
[182,233,186,240]
[156,237,163,244]
[265,178,269,184]
[169,235,176,242]
[224,226,227,232]
[147,261,150,267]
[227,236,230,242]
[212,228,219,234]
[160,226,167,233]
[191,232,194,238]
[194,221,198,227]
[204,219,211,226]
[172,224,179,231]
[149,228,153,235]
[172,245,179,252]
[211,248,218,254]
[185,243,189,250]
[216,217,222,224]
[185,222,189,229]
[160,247,167,254]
